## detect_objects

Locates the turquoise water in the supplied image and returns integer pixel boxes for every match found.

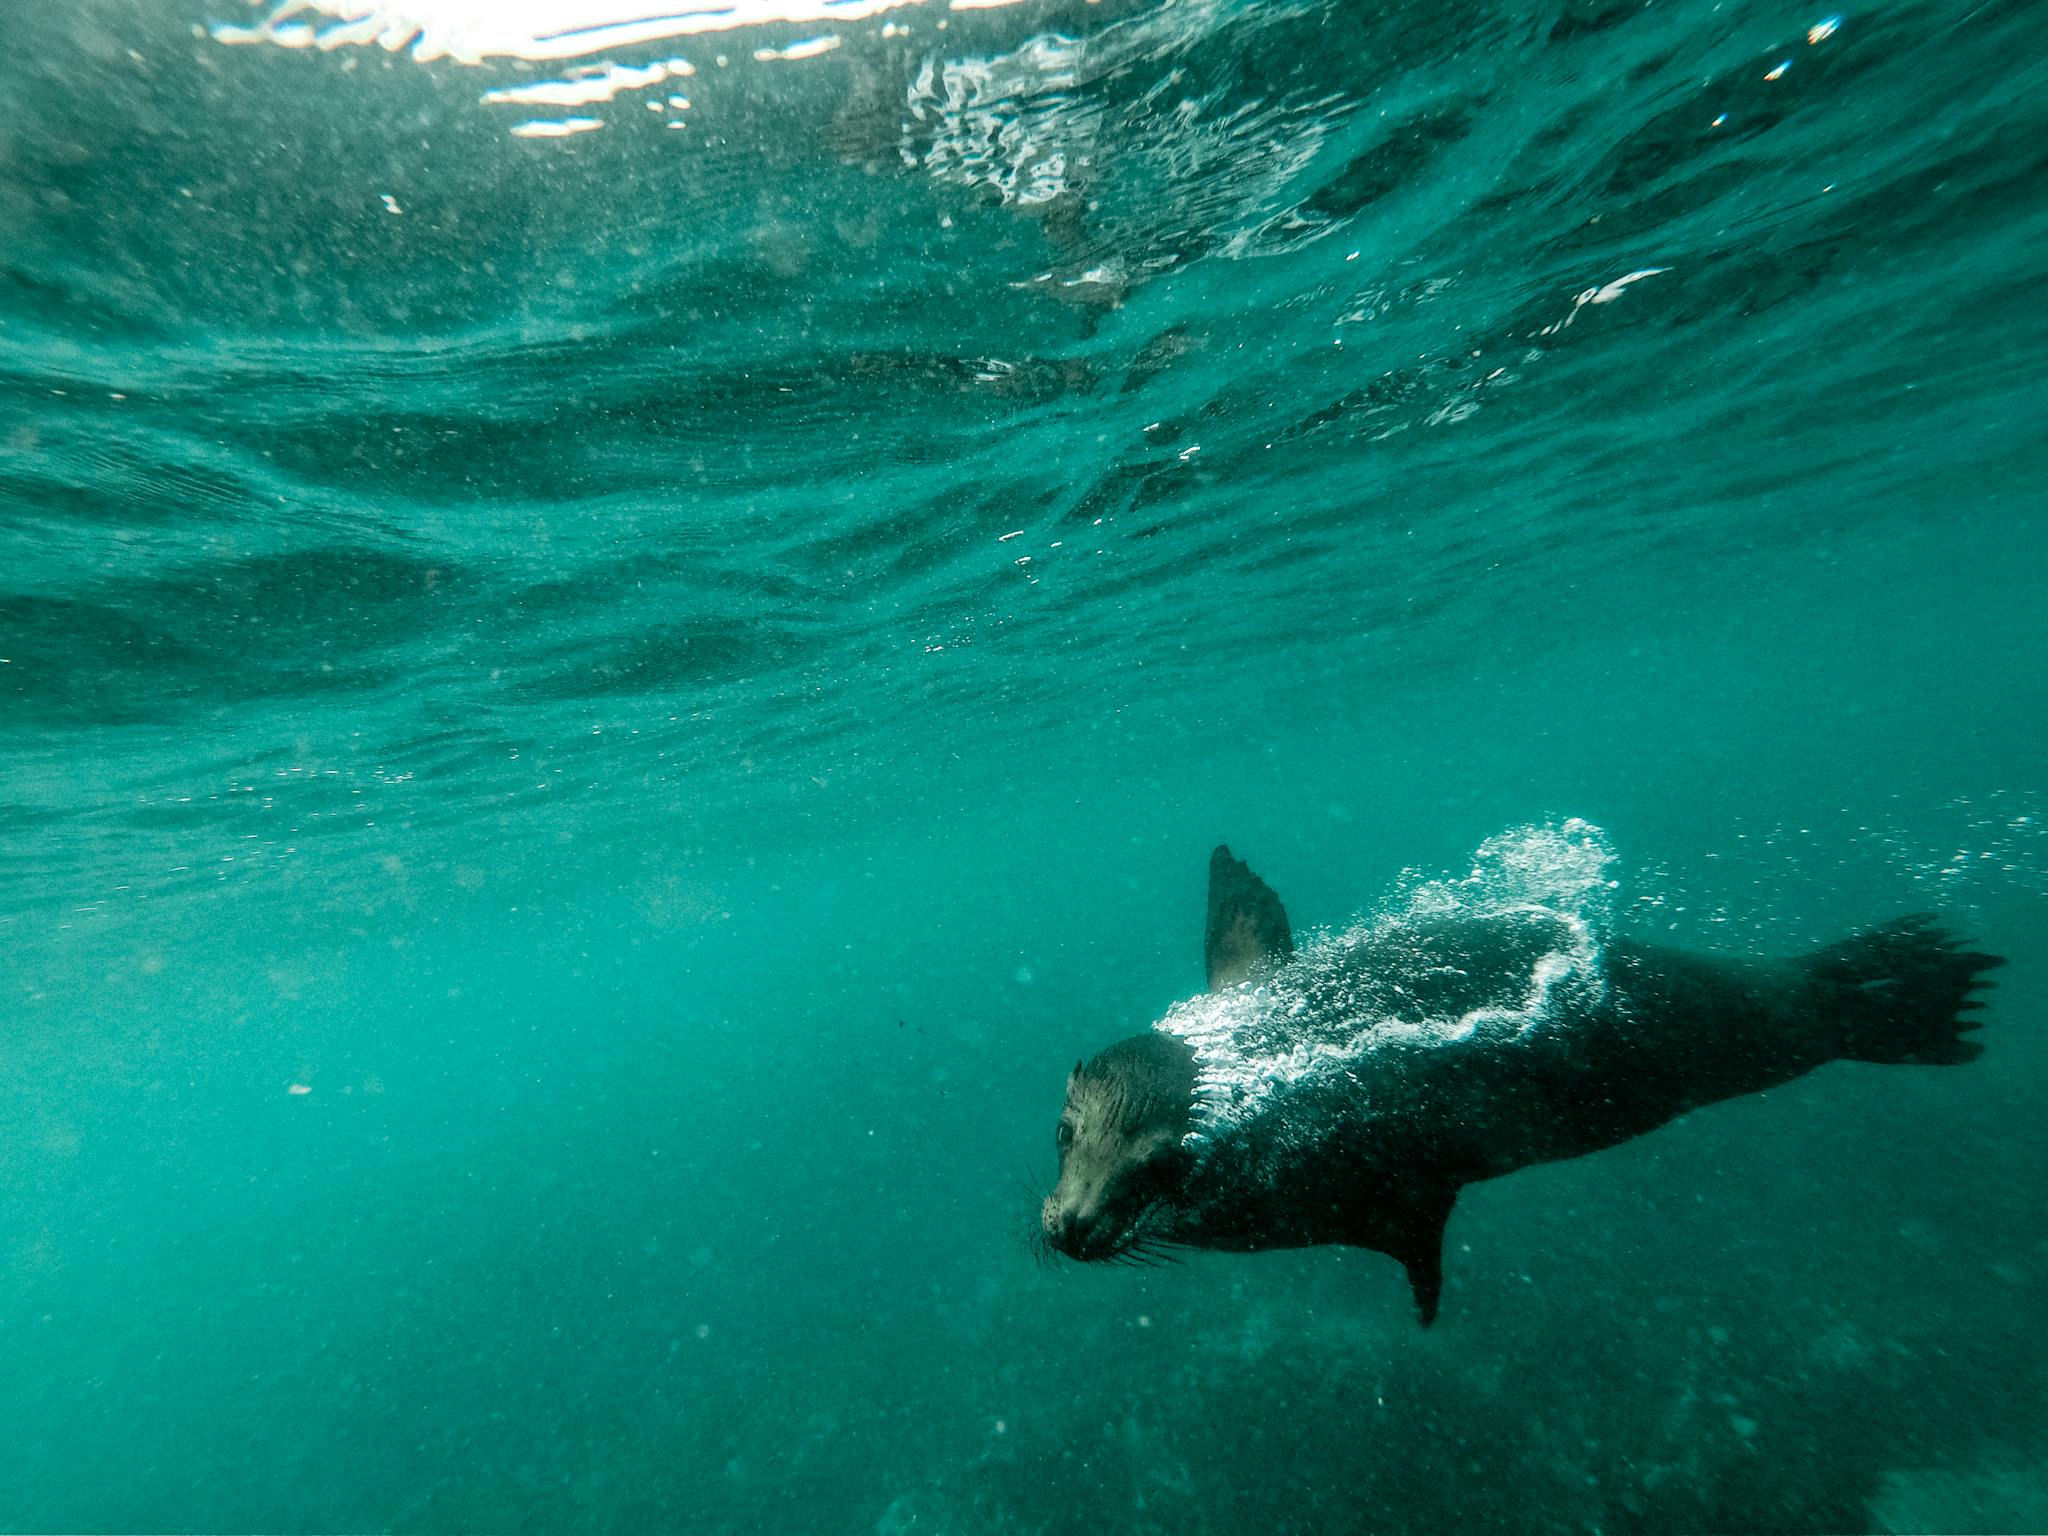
[3,0,2046,1528]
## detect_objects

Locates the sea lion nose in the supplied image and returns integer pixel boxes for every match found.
[1054,1206,1097,1255]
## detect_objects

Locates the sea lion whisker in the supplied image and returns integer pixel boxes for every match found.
[1128,1235,1181,1263]
[1023,1215,1050,1262]
[1126,1235,1182,1267]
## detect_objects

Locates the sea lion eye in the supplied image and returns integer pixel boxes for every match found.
[1056,1120,1075,1151]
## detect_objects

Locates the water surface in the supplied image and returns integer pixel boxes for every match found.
[2,0,2045,1529]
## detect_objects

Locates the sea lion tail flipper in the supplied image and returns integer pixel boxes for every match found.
[1205,846,1294,990]
[1806,915,2006,1066]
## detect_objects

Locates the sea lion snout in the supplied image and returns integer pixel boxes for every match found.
[1042,1171,1151,1259]
[1041,1194,1108,1259]
[1041,1158,1117,1257]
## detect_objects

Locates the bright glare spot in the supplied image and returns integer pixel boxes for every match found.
[1764,61,1789,80]
[753,34,840,61]
[509,116,605,137]
[213,0,1011,64]
[1808,15,1841,43]
[481,58,687,106]
[287,1082,312,1095]
[1586,267,1669,305]
[1539,268,1670,335]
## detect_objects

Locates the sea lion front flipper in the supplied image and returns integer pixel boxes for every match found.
[1385,1188,1458,1328]
[1205,846,1295,990]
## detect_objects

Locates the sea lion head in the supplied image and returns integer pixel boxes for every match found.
[1041,1032,1196,1262]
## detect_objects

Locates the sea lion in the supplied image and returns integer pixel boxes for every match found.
[1041,829,2006,1324]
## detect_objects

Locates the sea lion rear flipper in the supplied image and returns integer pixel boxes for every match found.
[1205,846,1294,990]
[1806,915,2005,1066]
